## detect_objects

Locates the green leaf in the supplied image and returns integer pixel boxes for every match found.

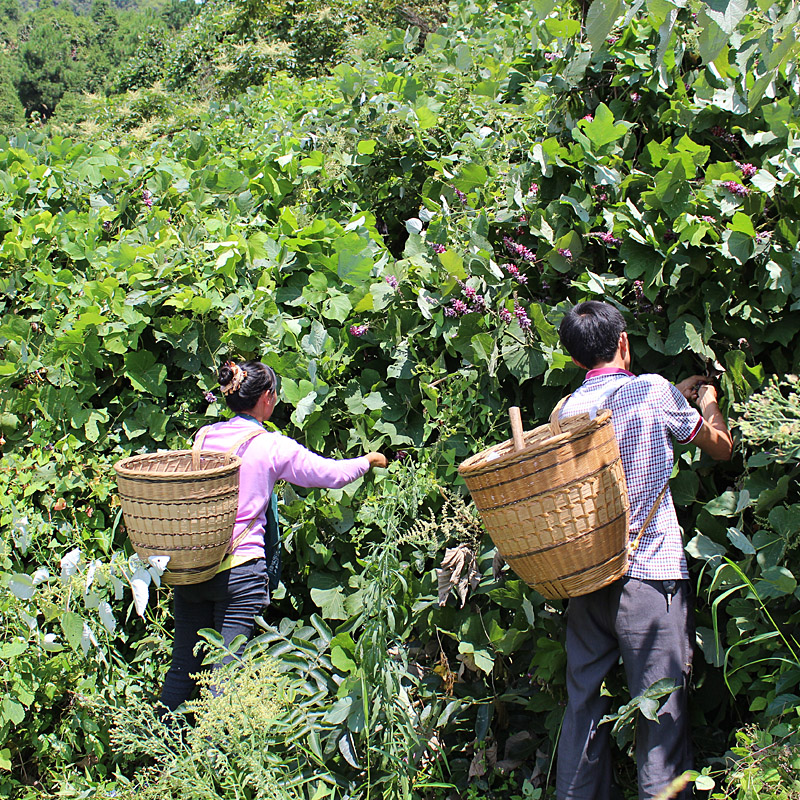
[454,163,488,192]
[685,533,726,562]
[357,140,376,155]
[60,611,84,652]
[585,0,624,52]
[697,14,728,62]
[578,103,631,150]
[704,491,739,516]
[2,698,24,726]
[544,17,580,38]
[726,527,755,555]
[701,0,749,35]
[664,316,714,358]
[124,351,167,397]
[335,234,373,286]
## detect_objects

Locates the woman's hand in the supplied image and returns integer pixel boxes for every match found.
[366,452,388,469]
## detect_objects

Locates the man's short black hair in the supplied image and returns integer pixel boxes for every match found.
[559,301,626,369]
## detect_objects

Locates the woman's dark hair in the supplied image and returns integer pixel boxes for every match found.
[558,301,626,369]
[218,360,277,412]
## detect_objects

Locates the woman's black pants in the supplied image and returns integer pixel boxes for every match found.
[159,558,268,712]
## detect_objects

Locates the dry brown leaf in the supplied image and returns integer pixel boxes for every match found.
[436,544,480,607]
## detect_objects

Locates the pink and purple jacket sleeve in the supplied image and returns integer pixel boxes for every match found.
[196,417,370,559]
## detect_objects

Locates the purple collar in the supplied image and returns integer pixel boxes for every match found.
[585,367,635,380]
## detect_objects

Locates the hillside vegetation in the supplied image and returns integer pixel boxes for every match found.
[1,0,800,798]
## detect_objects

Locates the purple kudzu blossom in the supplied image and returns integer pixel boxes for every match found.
[558,248,572,260]
[756,231,771,244]
[349,324,369,337]
[204,390,217,403]
[514,302,531,330]
[581,114,593,123]
[711,125,738,144]
[142,189,154,208]
[597,231,622,246]
[498,307,512,324]
[454,187,467,204]
[501,263,528,284]
[430,243,447,254]
[722,180,750,197]
[735,162,757,180]
[633,280,644,301]
[451,298,469,316]
[701,215,716,223]
[544,52,560,62]
[385,275,399,288]
[503,236,535,262]
[630,92,641,104]
[528,183,539,196]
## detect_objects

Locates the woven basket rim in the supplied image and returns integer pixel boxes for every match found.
[458,409,612,477]
[114,450,241,480]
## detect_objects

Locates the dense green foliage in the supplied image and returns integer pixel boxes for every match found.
[2,0,800,797]
[0,0,198,122]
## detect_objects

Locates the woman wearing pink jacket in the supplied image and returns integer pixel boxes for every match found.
[159,359,387,712]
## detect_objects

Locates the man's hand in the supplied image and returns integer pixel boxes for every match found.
[675,374,709,404]
[677,377,733,460]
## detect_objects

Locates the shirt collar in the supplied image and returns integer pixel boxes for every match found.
[585,367,635,380]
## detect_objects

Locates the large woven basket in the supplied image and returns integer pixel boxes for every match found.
[459,404,629,600]
[114,450,241,586]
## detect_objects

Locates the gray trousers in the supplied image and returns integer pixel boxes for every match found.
[556,577,694,800]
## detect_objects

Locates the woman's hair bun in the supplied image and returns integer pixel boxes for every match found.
[218,362,234,385]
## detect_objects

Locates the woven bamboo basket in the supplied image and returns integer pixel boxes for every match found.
[458,404,629,600]
[114,449,241,586]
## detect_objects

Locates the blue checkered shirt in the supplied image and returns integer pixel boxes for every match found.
[560,370,702,580]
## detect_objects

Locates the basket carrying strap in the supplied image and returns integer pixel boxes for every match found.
[627,481,669,556]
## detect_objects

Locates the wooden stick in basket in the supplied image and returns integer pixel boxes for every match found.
[509,407,525,451]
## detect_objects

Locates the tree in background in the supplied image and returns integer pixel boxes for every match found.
[0,53,24,131]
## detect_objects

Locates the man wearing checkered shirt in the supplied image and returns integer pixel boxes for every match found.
[555,301,732,800]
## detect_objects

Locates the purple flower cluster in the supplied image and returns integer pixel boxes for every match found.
[630,92,641,104]
[756,231,771,244]
[430,243,447,254]
[458,280,488,312]
[558,248,572,260]
[385,275,398,288]
[204,390,216,403]
[349,324,369,337]
[528,184,539,196]
[503,236,535,261]
[498,307,512,324]
[544,52,560,62]
[142,189,154,208]
[102,220,112,231]
[581,114,594,123]
[596,231,622,246]
[501,262,528,284]
[711,125,738,144]
[701,215,716,223]
[606,35,619,45]
[444,298,469,317]
[454,187,467,204]
[735,162,757,180]
[514,302,531,330]
[722,180,750,197]
[633,280,644,301]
